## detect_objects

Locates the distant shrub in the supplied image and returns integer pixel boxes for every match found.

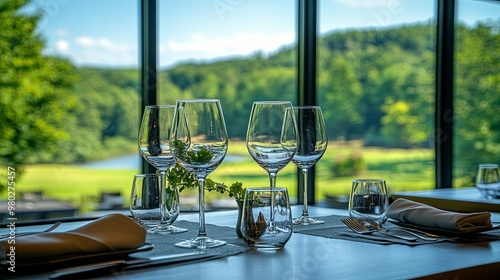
[331,154,366,177]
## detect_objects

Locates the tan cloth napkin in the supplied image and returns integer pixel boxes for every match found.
[386,198,492,233]
[1,213,146,264]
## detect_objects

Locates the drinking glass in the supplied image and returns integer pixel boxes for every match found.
[170,99,228,249]
[130,173,186,233]
[138,105,187,233]
[240,187,292,250]
[291,106,328,225]
[348,179,389,225]
[246,101,298,225]
[475,163,500,198]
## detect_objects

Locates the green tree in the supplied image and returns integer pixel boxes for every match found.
[318,55,363,139]
[0,0,77,191]
[51,67,140,163]
[454,21,500,185]
[381,99,423,147]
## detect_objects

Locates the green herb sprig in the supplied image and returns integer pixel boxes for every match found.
[166,163,245,200]
[167,140,245,200]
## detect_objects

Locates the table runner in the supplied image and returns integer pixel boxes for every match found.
[138,216,500,250]
[131,220,248,259]
[292,215,500,246]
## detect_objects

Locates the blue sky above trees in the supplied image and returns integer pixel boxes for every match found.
[23,0,499,68]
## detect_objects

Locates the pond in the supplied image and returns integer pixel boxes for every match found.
[80,153,247,169]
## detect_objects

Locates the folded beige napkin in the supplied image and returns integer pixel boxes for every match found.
[386,198,492,233]
[1,213,146,265]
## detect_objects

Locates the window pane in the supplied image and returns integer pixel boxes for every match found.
[454,0,500,187]
[318,0,436,206]
[2,0,140,221]
[158,0,297,209]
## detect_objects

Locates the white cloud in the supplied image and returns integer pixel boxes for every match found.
[76,48,137,66]
[43,36,139,67]
[51,31,296,67]
[164,31,295,58]
[76,36,95,47]
[335,0,399,8]
[75,36,129,52]
[55,40,69,52]
[55,28,67,36]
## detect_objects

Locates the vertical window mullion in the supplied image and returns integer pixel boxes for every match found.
[140,0,158,174]
[297,0,318,204]
[435,0,455,189]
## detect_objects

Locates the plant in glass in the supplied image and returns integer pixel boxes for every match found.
[170,99,228,249]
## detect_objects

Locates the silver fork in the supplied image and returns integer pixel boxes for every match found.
[375,221,458,241]
[342,218,376,234]
[366,219,438,241]
[342,218,417,241]
[0,221,62,239]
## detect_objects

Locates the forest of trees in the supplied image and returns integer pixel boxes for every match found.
[1,1,499,187]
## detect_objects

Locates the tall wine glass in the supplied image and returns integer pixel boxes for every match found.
[246,101,299,227]
[138,105,187,234]
[291,106,328,225]
[170,99,228,249]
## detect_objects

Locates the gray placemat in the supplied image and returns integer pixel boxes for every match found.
[131,220,248,259]
[292,215,500,246]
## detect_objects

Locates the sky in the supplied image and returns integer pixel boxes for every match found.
[23,0,500,69]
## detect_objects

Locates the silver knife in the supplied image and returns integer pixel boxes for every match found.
[49,251,221,279]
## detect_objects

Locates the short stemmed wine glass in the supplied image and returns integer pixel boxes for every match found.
[291,106,328,225]
[130,173,182,232]
[138,105,187,234]
[348,179,388,225]
[246,101,299,228]
[170,99,228,249]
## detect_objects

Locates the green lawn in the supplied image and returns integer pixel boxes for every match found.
[13,141,435,214]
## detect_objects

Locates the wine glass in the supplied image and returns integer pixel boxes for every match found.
[138,105,187,234]
[240,187,292,250]
[130,173,182,233]
[475,163,500,198]
[246,101,299,227]
[291,106,328,225]
[348,179,389,225]
[170,99,228,249]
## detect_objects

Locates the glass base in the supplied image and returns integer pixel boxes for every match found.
[477,186,500,198]
[147,224,188,234]
[248,242,286,251]
[292,215,324,225]
[175,236,226,249]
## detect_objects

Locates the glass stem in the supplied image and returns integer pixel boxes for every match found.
[301,168,310,218]
[197,178,207,237]
[269,172,276,226]
[159,171,167,225]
